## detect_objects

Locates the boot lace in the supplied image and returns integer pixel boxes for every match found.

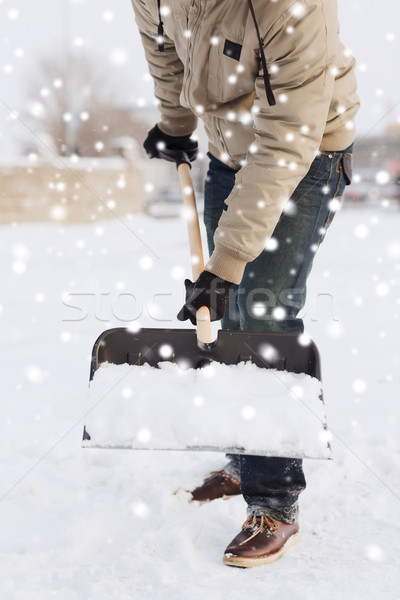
[205,470,239,484]
[239,515,279,545]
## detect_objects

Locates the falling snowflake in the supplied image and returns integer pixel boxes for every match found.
[354,224,369,239]
[12,260,26,274]
[290,385,304,399]
[130,501,150,518]
[375,282,390,297]
[193,395,204,406]
[375,171,390,185]
[252,303,267,317]
[241,406,256,420]
[298,334,312,347]
[159,344,173,359]
[265,237,279,251]
[127,321,141,333]
[24,365,46,384]
[94,141,104,152]
[352,379,367,394]
[171,265,185,280]
[110,48,128,65]
[137,428,151,443]
[365,544,385,563]
[272,306,286,321]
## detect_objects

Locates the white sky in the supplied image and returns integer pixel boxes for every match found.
[0,0,399,156]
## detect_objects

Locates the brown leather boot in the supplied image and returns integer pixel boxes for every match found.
[190,470,241,503]
[223,515,301,567]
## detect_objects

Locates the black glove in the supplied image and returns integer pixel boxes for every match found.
[177,270,232,325]
[143,124,198,163]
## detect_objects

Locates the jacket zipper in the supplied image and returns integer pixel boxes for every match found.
[183,0,203,107]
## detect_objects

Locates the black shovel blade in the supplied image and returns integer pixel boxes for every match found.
[82,327,325,451]
[88,327,321,379]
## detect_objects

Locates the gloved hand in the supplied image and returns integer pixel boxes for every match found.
[177,270,232,325]
[143,124,198,163]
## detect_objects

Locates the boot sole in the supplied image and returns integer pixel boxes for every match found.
[194,493,240,505]
[223,531,301,568]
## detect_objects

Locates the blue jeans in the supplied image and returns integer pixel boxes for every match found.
[204,145,353,521]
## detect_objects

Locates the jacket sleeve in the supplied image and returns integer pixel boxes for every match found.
[206,2,339,284]
[131,0,197,136]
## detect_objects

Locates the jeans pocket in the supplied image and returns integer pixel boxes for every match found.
[342,154,353,185]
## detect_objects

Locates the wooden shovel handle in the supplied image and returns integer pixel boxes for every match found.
[177,162,213,345]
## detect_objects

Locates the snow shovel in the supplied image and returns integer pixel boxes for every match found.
[82,157,331,459]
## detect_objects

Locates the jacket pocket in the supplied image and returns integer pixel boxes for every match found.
[208,36,258,103]
[342,154,352,185]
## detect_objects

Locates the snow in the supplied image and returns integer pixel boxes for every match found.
[84,361,328,458]
[0,205,399,598]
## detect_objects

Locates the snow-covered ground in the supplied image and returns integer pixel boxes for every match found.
[1,204,399,599]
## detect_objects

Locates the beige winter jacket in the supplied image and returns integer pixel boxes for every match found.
[132,0,360,284]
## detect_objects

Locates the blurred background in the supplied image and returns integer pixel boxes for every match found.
[0,0,399,222]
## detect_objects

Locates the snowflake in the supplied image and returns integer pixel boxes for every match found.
[159,344,173,359]
[375,282,390,297]
[110,48,128,65]
[290,3,305,18]
[375,170,390,185]
[170,265,185,280]
[352,379,367,394]
[94,141,104,152]
[12,260,26,274]
[193,395,204,406]
[260,344,278,361]
[272,307,286,320]
[241,406,256,420]
[127,321,141,333]
[139,256,153,270]
[354,224,369,239]
[265,237,279,251]
[24,365,46,384]
[130,501,150,518]
[365,544,385,563]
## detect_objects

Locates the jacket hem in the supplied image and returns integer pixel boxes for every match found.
[320,128,355,152]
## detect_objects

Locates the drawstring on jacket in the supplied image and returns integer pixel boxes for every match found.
[247,0,276,106]
[156,0,165,52]
[155,0,276,106]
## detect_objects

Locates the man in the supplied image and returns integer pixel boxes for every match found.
[131,0,359,567]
